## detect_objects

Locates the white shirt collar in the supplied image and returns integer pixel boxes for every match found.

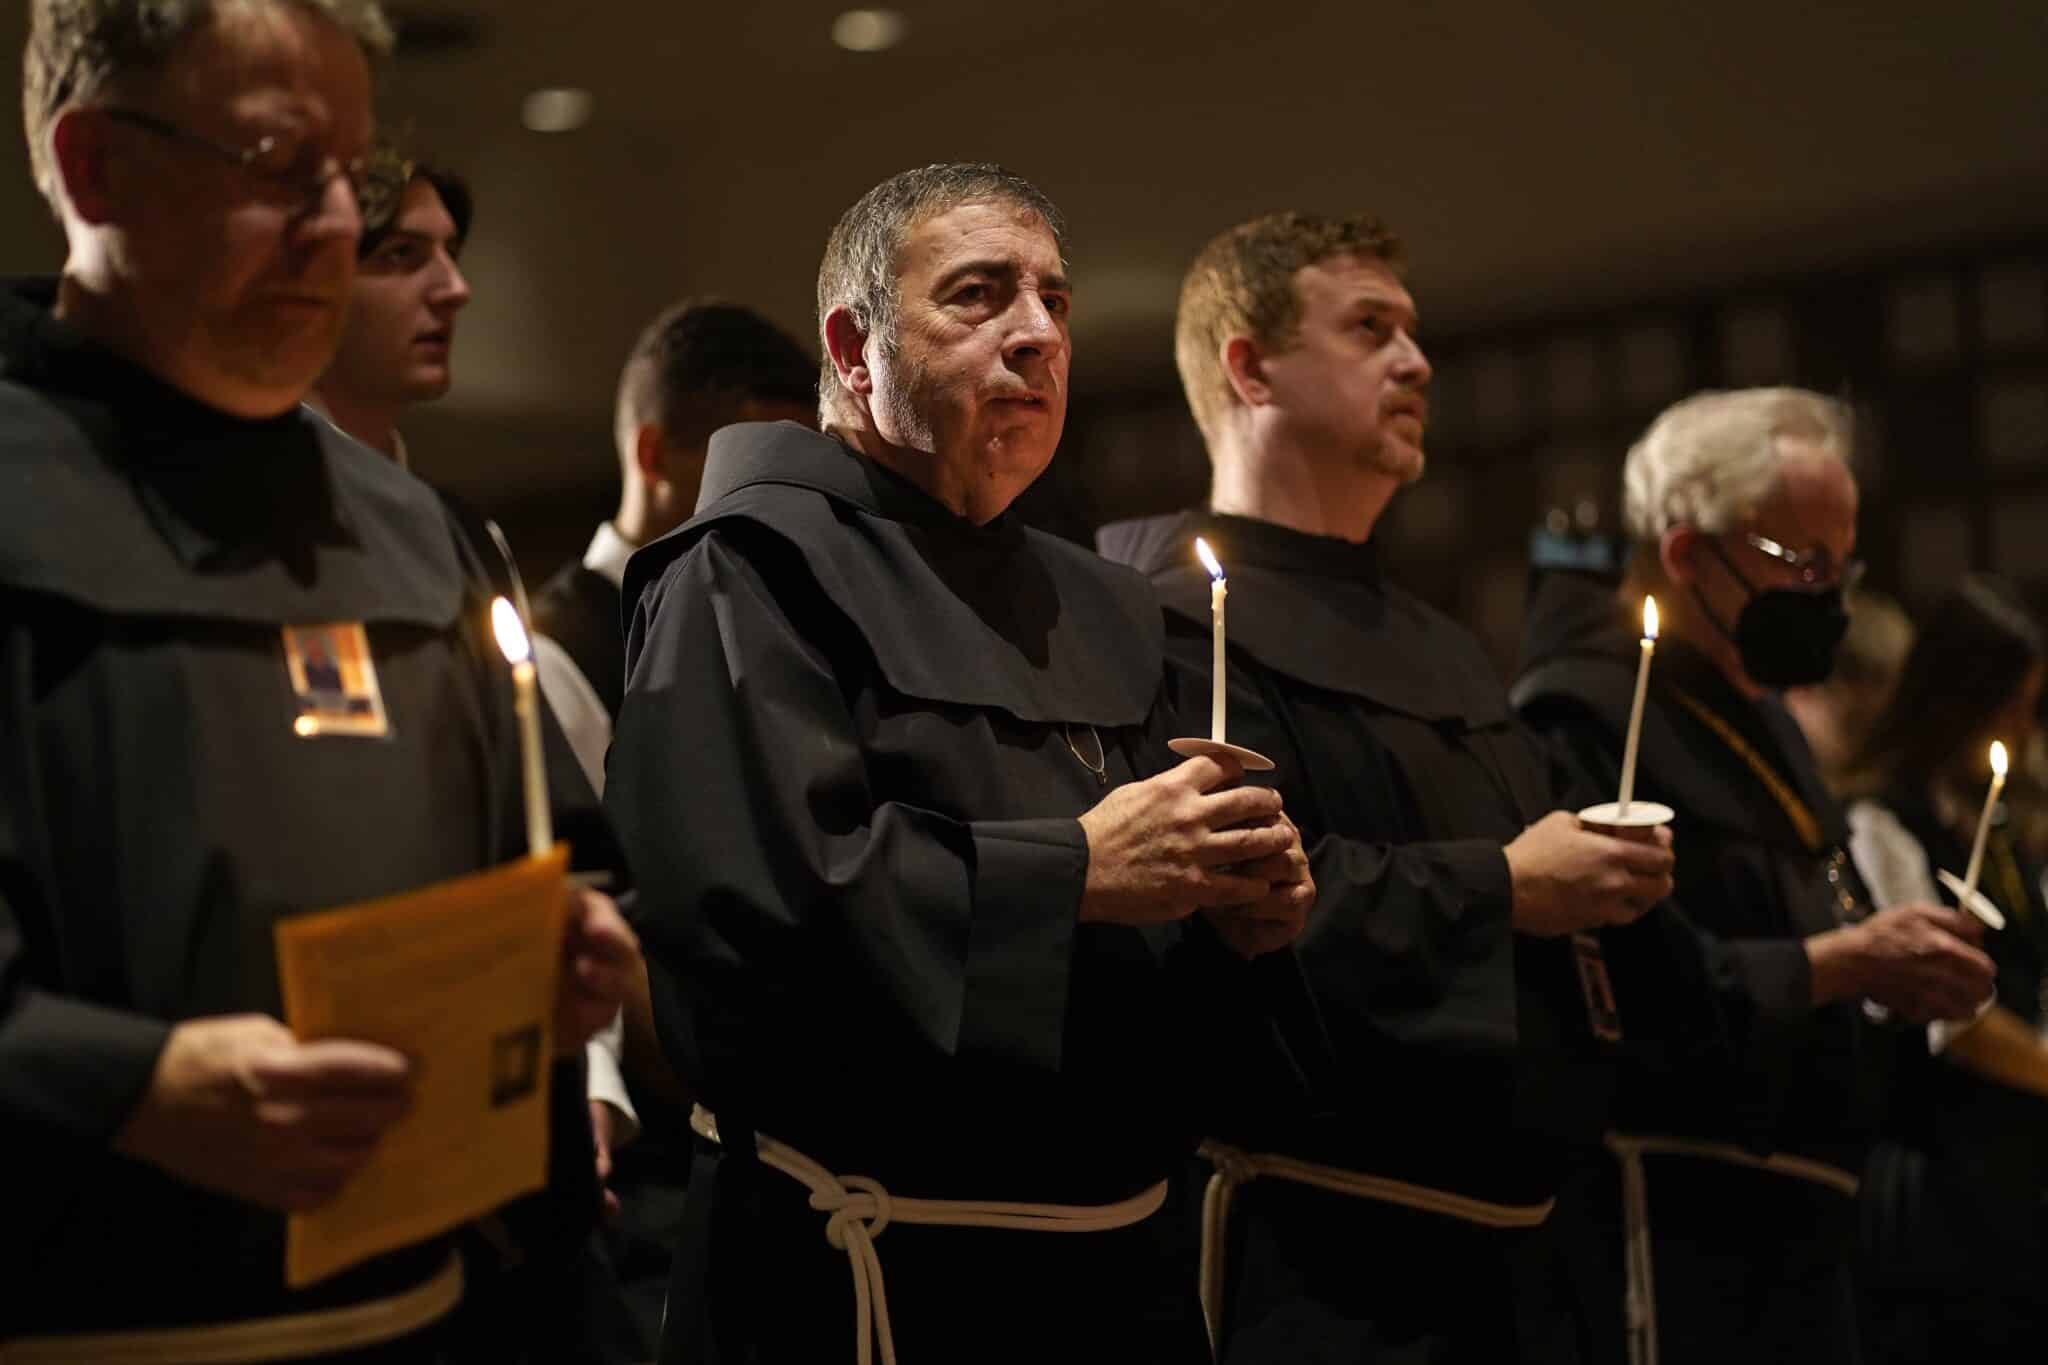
[300,394,409,470]
[583,521,637,589]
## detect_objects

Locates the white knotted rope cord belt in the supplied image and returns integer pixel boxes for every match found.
[1196,1138,1556,1356]
[1605,1132,1859,1365]
[691,1105,1168,1365]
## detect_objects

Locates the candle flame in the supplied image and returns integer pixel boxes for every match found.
[1643,595,1659,641]
[1992,740,2009,777]
[1195,537,1223,580]
[491,596,532,665]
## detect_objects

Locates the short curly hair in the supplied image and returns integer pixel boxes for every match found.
[1175,211,1405,448]
[23,0,392,210]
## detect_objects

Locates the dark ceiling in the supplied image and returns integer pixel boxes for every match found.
[4,0,2046,503]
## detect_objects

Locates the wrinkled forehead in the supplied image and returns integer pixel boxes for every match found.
[145,4,371,135]
[898,199,1066,287]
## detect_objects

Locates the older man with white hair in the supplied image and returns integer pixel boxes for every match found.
[1516,387,1993,1365]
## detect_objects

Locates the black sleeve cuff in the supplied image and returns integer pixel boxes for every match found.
[959,817,1088,1072]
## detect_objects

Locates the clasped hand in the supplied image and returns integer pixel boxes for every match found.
[1076,754,1314,957]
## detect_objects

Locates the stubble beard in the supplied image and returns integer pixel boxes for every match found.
[1361,429,1426,486]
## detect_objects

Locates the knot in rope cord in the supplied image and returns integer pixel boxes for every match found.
[814,1175,894,1249]
[1204,1142,1260,1187]
[690,1105,1167,1365]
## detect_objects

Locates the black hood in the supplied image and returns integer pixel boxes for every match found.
[1518,566,1638,683]
[625,421,1165,729]
[1094,510,1203,578]
[0,276,463,628]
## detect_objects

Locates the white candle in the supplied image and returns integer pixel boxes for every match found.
[1196,538,1227,744]
[1962,740,2008,899]
[491,597,555,857]
[1617,596,1659,813]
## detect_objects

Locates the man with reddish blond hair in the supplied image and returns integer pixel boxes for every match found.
[1103,210,1678,1362]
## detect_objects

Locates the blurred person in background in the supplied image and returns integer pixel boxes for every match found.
[1516,387,1994,1365]
[309,148,471,463]
[531,299,816,792]
[1843,575,2048,1365]
[527,298,817,1360]
[1784,588,1914,795]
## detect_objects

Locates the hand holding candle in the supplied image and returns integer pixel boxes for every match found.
[491,597,554,857]
[1617,596,1658,813]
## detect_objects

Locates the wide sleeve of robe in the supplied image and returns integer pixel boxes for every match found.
[0,619,170,1147]
[606,526,1089,1129]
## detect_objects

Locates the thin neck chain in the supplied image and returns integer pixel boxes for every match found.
[1064,723,1108,786]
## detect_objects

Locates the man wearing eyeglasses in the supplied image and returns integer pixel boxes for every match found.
[1516,387,1994,1365]
[2,3,639,1360]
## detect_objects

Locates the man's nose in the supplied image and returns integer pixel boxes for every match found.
[431,254,472,313]
[1004,291,1063,361]
[295,171,362,251]
[1392,328,1431,386]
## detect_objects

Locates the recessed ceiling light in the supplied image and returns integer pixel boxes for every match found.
[522,87,593,134]
[831,9,907,53]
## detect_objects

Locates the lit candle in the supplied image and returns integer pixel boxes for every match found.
[1617,596,1659,814]
[491,596,554,857]
[1195,538,1227,745]
[1962,740,2008,899]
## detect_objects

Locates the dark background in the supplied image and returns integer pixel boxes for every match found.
[8,1,2046,667]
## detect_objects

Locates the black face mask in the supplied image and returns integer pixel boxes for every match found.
[1700,542,1851,688]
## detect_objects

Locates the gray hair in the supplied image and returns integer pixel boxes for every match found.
[1622,386,1854,543]
[814,162,1066,426]
[24,0,393,208]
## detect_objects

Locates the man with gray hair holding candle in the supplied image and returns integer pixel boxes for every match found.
[1516,385,1994,1365]
[605,163,1315,1364]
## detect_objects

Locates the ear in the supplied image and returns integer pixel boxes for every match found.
[1220,335,1272,410]
[633,423,667,487]
[50,109,117,225]
[1660,525,1702,587]
[822,306,874,400]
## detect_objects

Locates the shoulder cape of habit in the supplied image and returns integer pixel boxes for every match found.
[1514,604,1841,847]
[0,290,462,627]
[625,421,1163,727]
[1099,509,1508,727]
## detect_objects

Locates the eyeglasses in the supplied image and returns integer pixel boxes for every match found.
[102,107,382,214]
[1744,532,1866,591]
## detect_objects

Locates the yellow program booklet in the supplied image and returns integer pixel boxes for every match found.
[276,846,570,1288]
